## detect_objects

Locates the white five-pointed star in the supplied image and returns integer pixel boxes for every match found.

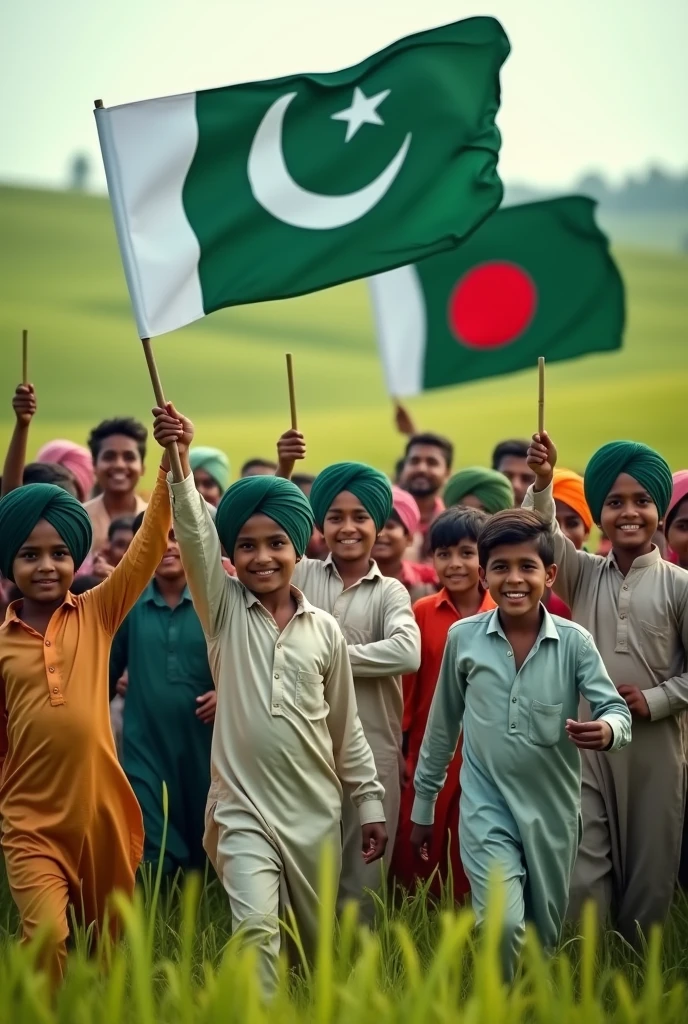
[331,86,391,143]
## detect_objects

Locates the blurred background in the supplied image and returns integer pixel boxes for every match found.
[1,0,686,484]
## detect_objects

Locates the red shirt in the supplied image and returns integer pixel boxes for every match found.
[544,589,571,619]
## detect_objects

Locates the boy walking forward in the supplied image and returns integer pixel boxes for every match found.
[154,408,386,992]
[411,510,631,979]
[526,434,688,939]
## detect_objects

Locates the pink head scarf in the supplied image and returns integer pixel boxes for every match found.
[666,470,688,563]
[35,439,95,503]
[391,484,421,537]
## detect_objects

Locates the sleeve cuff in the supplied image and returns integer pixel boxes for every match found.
[357,799,385,826]
[410,794,437,826]
[643,684,672,721]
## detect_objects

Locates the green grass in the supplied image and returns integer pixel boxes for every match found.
[1,185,687,487]
[2,849,688,1023]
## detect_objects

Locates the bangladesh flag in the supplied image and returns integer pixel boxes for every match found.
[95,18,509,339]
[368,196,625,396]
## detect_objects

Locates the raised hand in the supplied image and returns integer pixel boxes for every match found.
[12,384,36,426]
[393,401,417,437]
[152,403,195,453]
[527,431,558,489]
[361,821,388,864]
[276,428,306,479]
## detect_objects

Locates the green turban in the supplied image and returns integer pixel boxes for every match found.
[215,476,314,557]
[0,484,93,582]
[189,446,230,492]
[444,467,514,514]
[309,462,392,531]
[584,441,673,523]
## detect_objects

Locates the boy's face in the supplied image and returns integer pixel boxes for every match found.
[372,517,409,564]
[667,498,688,569]
[554,499,589,551]
[322,491,377,563]
[482,541,556,619]
[433,538,480,596]
[155,530,185,582]
[599,473,659,557]
[232,513,297,594]
[193,469,222,508]
[399,444,450,499]
[12,520,74,604]
[108,527,134,566]
[495,456,534,506]
[94,433,144,496]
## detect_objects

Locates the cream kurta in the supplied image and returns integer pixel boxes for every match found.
[525,482,688,938]
[169,475,384,988]
[292,555,420,915]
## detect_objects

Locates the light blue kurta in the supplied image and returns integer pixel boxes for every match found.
[412,607,631,977]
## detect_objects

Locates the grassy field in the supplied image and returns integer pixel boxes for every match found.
[1,185,687,487]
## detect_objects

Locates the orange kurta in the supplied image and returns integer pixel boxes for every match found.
[0,467,170,978]
[391,587,495,900]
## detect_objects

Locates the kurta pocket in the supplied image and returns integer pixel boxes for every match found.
[296,671,327,720]
[528,700,563,747]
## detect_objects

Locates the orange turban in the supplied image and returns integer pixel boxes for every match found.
[552,469,592,532]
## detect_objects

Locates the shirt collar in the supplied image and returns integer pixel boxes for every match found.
[141,580,192,606]
[2,590,77,630]
[485,604,560,643]
[323,552,382,583]
[243,583,315,616]
[434,586,493,614]
[606,544,662,572]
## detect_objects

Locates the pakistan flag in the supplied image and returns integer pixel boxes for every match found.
[95,18,509,338]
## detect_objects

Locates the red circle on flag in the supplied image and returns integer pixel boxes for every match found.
[448,261,537,349]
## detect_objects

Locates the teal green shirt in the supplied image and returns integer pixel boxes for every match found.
[412,607,632,826]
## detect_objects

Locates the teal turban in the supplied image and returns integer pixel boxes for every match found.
[584,441,673,523]
[309,462,393,531]
[444,467,514,514]
[215,476,314,557]
[189,446,230,492]
[0,484,93,582]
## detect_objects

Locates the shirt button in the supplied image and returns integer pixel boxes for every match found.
[276,643,282,650]
[512,697,517,703]
[52,687,59,694]
[49,666,55,673]
[274,673,279,679]
[511,723,516,729]
[507,651,513,657]
[45,640,51,647]
[620,614,626,620]
[622,585,628,591]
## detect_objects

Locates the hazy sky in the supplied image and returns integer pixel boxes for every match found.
[1,0,686,191]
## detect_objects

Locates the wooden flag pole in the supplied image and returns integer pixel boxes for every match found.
[142,338,184,482]
[286,353,298,430]
[22,329,28,385]
[537,356,545,436]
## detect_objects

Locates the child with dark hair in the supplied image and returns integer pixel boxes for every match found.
[392,506,492,899]
[492,439,535,506]
[240,457,277,478]
[84,417,149,554]
[106,516,136,567]
[23,463,80,496]
[411,508,631,979]
[526,433,688,941]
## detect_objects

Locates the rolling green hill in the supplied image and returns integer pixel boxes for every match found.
[1,185,687,486]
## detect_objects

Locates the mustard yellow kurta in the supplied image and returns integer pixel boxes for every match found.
[292,555,420,917]
[0,468,170,978]
[168,474,384,991]
[525,482,688,938]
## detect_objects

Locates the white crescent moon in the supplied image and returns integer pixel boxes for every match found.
[247,91,412,231]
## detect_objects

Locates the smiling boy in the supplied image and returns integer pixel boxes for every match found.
[84,417,148,555]
[411,509,631,979]
[526,434,688,941]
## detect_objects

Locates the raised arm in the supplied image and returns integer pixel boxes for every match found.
[89,466,171,634]
[154,403,232,638]
[1,384,36,497]
[276,429,306,480]
[411,629,466,826]
[346,579,421,677]
[324,626,385,824]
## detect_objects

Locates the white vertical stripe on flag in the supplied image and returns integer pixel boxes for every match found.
[95,95,204,338]
[367,266,426,397]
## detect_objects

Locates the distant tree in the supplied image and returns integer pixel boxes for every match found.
[69,153,91,192]
[575,172,609,203]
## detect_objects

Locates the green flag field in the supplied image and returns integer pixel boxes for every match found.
[0,185,686,484]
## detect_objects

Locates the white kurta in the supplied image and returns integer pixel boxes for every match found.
[169,475,384,988]
[292,555,421,916]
